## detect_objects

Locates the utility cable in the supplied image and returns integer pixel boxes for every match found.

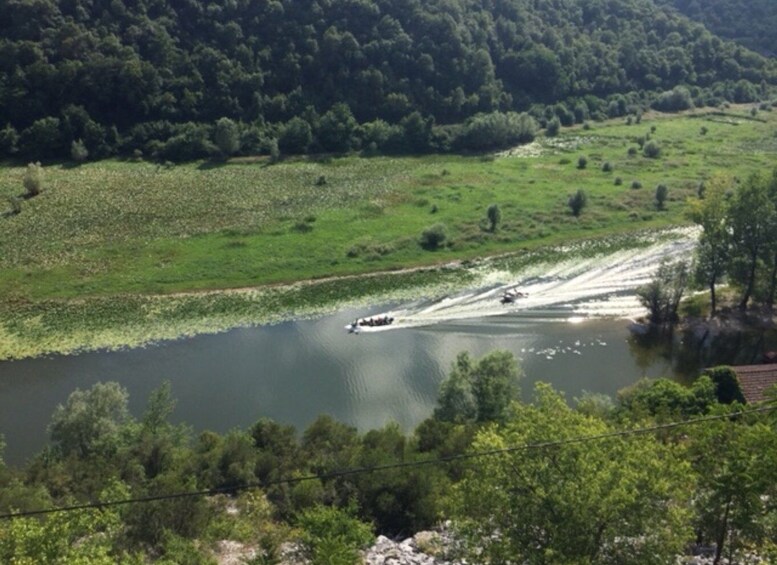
[1,403,775,520]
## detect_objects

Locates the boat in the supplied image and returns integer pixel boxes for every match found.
[501,288,527,304]
[345,315,395,333]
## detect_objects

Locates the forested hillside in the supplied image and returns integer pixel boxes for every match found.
[659,0,777,57]
[0,0,775,161]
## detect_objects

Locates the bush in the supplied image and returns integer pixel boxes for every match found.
[614,177,623,186]
[601,162,612,172]
[70,139,89,162]
[643,140,661,159]
[419,224,448,250]
[546,117,560,137]
[628,147,638,156]
[568,189,587,217]
[297,505,374,565]
[655,184,668,209]
[652,86,694,112]
[631,180,642,189]
[577,156,587,169]
[23,162,43,198]
[700,126,708,136]
[487,203,501,232]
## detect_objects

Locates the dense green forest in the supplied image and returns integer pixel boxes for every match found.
[1,353,776,564]
[660,0,777,57]
[0,0,775,161]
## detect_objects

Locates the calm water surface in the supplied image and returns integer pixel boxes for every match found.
[0,307,680,466]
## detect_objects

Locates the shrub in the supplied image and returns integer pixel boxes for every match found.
[628,147,638,156]
[568,189,587,217]
[631,180,642,189]
[487,203,501,232]
[297,505,374,565]
[643,140,661,158]
[700,126,708,136]
[655,184,668,209]
[652,86,694,112]
[4,196,21,216]
[315,175,327,186]
[601,162,612,172]
[420,223,448,250]
[546,117,560,137]
[23,162,43,198]
[70,139,89,162]
[577,156,587,169]
[697,181,706,199]
[614,177,623,186]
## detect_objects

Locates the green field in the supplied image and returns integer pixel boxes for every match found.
[1,107,775,359]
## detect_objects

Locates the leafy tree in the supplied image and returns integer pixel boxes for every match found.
[486,203,501,232]
[617,376,716,419]
[279,117,313,154]
[0,124,19,155]
[545,116,560,136]
[452,383,693,564]
[728,173,774,309]
[689,176,731,315]
[434,351,521,424]
[703,367,746,404]
[213,117,240,158]
[653,86,694,112]
[637,260,690,323]
[318,103,358,153]
[687,406,777,564]
[48,381,130,458]
[568,188,587,217]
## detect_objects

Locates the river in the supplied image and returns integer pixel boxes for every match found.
[0,233,701,466]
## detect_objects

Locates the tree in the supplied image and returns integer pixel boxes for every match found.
[763,169,777,308]
[434,351,521,424]
[297,504,374,565]
[689,176,731,315]
[728,173,774,310]
[213,117,240,158]
[568,188,587,217]
[486,203,501,232]
[279,117,313,154]
[687,406,777,564]
[48,381,130,458]
[452,383,693,564]
[637,260,690,323]
[318,103,358,153]
[22,162,43,198]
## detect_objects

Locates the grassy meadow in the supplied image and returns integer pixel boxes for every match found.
[1,106,775,359]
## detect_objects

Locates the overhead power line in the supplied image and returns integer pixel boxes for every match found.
[1,404,775,521]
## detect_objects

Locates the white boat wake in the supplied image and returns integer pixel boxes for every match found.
[353,229,699,332]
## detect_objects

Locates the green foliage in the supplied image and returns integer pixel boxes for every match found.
[653,86,694,112]
[453,383,693,564]
[545,116,560,136]
[568,188,587,217]
[297,504,374,565]
[617,376,716,419]
[419,223,447,250]
[48,382,130,458]
[577,155,588,169]
[636,260,690,323]
[602,161,613,172]
[703,366,746,404]
[434,351,521,424]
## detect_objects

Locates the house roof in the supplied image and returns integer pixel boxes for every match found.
[730,365,777,404]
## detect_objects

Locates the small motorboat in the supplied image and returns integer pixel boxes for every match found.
[501,288,527,304]
[345,315,395,333]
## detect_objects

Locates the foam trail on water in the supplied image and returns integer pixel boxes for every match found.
[356,230,698,332]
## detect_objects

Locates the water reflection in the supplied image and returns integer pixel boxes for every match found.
[0,308,725,466]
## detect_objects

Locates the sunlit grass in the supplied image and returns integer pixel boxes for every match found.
[1,106,775,359]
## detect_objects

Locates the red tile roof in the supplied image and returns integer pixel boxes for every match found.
[731,365,777,404]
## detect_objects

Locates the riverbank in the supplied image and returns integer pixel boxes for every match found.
[0,228,691,361]
[1,107,775,360]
